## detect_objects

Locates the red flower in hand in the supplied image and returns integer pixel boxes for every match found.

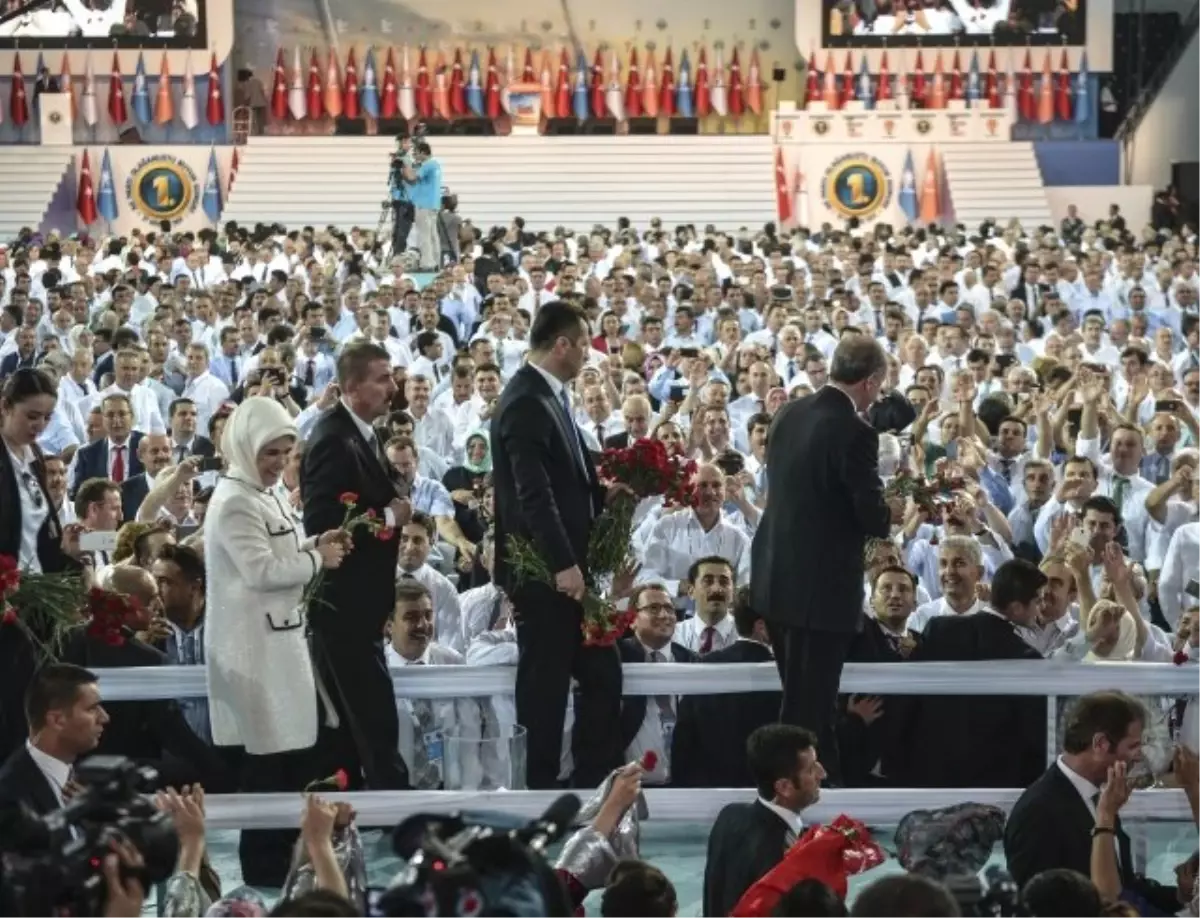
[333,768,350,790]
[1,608,17,626]
[641,751,658,772]
[339,492,359,506]
[377,526,395,542]
[1174,650,1190,666]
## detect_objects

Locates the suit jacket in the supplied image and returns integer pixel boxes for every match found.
[893,613,1045,789]
[604,431,631,450]
[491,364,603,597]
[1004,764,1178,911]
[92,351,114,387]
[672,640,780,788]
[616,638,697,752]
[751,387,890,632]
[301,403,404,640]
[0,745,60,817]
[703,799,794,917]
[120,473,151,522]
[186,435,217,458]
[70,432,144,496]
[0,351,36,379]
[0,439,74,573]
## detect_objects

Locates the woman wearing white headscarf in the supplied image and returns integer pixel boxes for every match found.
[204,397,350,885]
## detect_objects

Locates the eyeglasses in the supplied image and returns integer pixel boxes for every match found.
[637,603,676,617]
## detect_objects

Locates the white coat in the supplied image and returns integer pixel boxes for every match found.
[204,397,326,755]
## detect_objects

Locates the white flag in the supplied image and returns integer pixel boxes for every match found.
[81,53,98,127]
[288,46,306,119]
[180,54,199,129]
[398,45,415,119]
[710,46,728,116]
[605,50,624,120]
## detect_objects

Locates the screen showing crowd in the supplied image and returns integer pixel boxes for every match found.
[0,0,201,40]
[824,0,1086,44]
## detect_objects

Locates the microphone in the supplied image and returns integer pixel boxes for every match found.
[515,794,582,853]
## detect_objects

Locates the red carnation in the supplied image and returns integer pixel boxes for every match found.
[641,750,658,771]
[364,509,377,520]
[0,555,18,574]
[377,526,395,542]
[1,608,17,626]
[339,492,359,506]
[333,768,350,790]
[1174,650,1190,666]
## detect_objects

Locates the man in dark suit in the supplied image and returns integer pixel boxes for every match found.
[751,336,894,783]
[70,394,143,496]
[703,724,825,917]
[302,341,411,790]
[0,327,37,379]
[673,591,781,788]
[118,432,174,522]
[491,300,622,789]
[894,559,1048,789]
[166,398,217,464]
[1004,691,1181,911]
[0,663,108,817]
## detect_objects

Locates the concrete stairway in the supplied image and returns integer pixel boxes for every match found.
[940,143,1054,230]
[223,134,777,230]
[0,148,75,241]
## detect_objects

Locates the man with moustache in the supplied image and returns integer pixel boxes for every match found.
[674,556,738,655]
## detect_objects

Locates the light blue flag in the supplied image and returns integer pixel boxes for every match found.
[33,52,45,114]
[856,55,874,109]
[131,52,151,124]
[966,50,982,107]
[572,50,589,120]
[676,50,693,117]
[1074,52,1090,124]
[202,149,222,223]
[466,49,484,116]
[898,150,918,223]
[361,48,380,118]
[97,149,119,224]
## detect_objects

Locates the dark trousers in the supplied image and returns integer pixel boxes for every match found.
[392,200,414,255]
[515,586,623,789]
[310,629,410,790]
[767,623,854,785]
[237,745,320,887]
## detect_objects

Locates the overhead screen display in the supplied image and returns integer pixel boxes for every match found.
[0,0,204,45]
[823,0,1086,46]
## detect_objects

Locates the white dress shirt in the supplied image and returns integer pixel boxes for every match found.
[1159,522,1200,629]
[90,383,166,435]
[25,740,70,807]
[7,442,49,573]
[638,510,752,596]
[398,564,465,654]
[181,371,231,438]
[756,797,804,846]
[673,613,737,655]
[908,597,986,633]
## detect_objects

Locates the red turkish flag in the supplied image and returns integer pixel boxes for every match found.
[270,47,288,119]
[77,150,98,225]
[343,48,360,119]
[381,47,398,117]
[589,48,605,117]
[624,48,641,117]
[804,48,819,108]
[415,47,432,118]
[911,50,927,108]
[877,50,892,102]
[694,47,711,117]
[554,47,570,119]
[449,48,466,116]
[1017,49,1035,120]
[985,49,1001,109]
[774,147,792,224]
[659,48,675,117]
[206,53,225,124]
[108,52,127,124]
[10,53,28,127]
[521,47,536,82]
[306,49,323,119]
[728,48,744,116]
[485,47,502,119]
[1055,48,1072,121]
[840,51,854,105]
[948,49,963,101]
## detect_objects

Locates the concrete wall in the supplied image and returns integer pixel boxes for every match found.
[1125,31,1199,190]
[1044,185,1155,226]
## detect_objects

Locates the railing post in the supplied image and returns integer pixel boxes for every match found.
[1047,695,1058,766]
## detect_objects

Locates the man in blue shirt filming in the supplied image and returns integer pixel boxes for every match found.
[405,140,444,271]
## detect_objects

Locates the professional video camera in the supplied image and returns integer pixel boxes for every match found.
[943,866,1022,917]
[372,793,580,916]
[0,756,178,917]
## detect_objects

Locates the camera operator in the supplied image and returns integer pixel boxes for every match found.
[405,140,444,271]
[389,137,416,259]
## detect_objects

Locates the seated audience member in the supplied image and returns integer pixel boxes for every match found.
[121,432,175,521]
[849,874,960,917]
[771,879,847,917]
[601,861,679,918]
[74,476,123,567]
[0,664,108,816]
[397,512,465,653]
[617,584,699,786]
[151,544,210,742]
[1018,869,1104,917]
[113,520,176,570]
[386,580,480,789]
[704,725,825,918]
[672,588,780,788]
[673,555,738,655]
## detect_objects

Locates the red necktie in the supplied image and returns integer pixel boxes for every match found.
[699,626,715,655]
[111,445,126,483]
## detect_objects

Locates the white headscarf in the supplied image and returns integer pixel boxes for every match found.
[221,396,298,489]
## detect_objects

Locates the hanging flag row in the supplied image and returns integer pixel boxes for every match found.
[804,47,1090,124]
[76,147,228,226]
[268,43,770,123]
[2,51,225,130]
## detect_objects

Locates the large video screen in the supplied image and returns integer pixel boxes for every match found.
[0,0,205,46]
[823,0,1086,46]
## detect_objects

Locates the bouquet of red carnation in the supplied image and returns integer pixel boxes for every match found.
[508,438,697,646]
[730,815,885,916]
[302,492,396,615]
[0,553,89,659]
[85,588,144,648]
[884,467,967,525]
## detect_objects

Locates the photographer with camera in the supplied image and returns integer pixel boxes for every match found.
[388,137,417,259]
[406,140,444,272]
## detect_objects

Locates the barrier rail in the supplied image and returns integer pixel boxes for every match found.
[94,660,1199,701]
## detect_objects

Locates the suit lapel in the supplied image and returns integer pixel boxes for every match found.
[20,750,61,814]
[520,366,590,482]
[333,404,397,493]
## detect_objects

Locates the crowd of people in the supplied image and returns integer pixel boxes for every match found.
[0,197,1197,915]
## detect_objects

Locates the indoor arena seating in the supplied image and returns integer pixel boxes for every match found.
[94,659,1197,910]
[221,134,779,231]
[0,146,74,240]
